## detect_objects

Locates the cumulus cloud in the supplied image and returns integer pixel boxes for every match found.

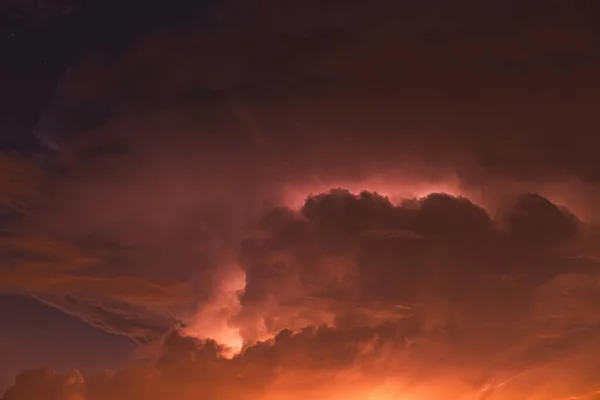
[4,0,600,398]
[7,190,600,399]
[4,315,600,400]
[234,191,596,342]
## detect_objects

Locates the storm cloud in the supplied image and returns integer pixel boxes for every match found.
[3,0,600,399]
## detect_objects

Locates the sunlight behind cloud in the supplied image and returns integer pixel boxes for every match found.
[183,265,246,358]
[281,175,469,209]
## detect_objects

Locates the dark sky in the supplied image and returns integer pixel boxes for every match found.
[0,295,133,390]
[1,0,217,150]
[2,1,600,399]
[1,0,216,389]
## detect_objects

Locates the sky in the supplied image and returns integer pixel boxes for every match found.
[2,1,600,399]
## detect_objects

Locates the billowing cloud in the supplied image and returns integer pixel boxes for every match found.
[4,316,600,400]
[5,189,600,399]
[234,190,595,343]
[4,0,600,398]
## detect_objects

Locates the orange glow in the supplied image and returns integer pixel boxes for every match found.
[281,175,599,224]
[257,371,464,400]
[183,266,246,358]
[281,175,471,209]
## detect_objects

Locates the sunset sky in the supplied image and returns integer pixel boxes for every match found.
[2,1,600,399]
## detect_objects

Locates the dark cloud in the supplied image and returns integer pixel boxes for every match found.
[31,0,600,183]
[31,294,181,344]
[4,187,600,398]
[4,0,600,398]
[236,191,594,342]
[0,156,40,215]
[504,193,581,246]
[0,234,194,341]
[2,368,84,400]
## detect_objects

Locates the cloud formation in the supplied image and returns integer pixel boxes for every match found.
[0,234,193,342]
[4,189,600,399]
[3,0,600,398]
[234,190,595,342]
[34,0,600,183]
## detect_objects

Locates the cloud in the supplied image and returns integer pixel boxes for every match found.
[234,190,595,343]
[4,319,600,400]
[3,189,600,399]
[4,1,600,398]
[2,368,84,400]
[0,156,40,215]
[0,235,193,342]
[33,1,600,182]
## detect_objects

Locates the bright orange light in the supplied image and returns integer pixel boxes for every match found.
[184,266,246,358]
[281,175,469,209]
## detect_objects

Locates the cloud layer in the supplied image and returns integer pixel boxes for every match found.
[3,0,600,398]
[35,0,600,182]
[4,189,600,399]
